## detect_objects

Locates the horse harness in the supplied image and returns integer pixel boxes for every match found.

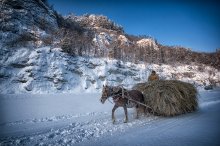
[107,86,153,109]
[108,86,138,108]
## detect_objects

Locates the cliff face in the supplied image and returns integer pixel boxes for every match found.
[1,46,219,94]
[0,0,219,93]
[0,0,58,47]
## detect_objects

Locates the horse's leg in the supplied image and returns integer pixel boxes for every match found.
[144,106,150,116]
[136,104,145,119]
[112,105,118,124]
[136,105,140,119]
[123,105,128,123]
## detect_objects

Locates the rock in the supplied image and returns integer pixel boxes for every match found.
[116,77,123,83]
[71,68,83,76]
[24,84,33,91]
[87,62,99,69]
[123,70,136,76]
[0,0,58,47]
[108,69,122,75]
[98,76,106,81]
[11,63,26,68]
[0,69,10,79]
[204,85,213,90]
[85,76,96,84]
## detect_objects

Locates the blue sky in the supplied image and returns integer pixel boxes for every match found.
[48,0,220,53]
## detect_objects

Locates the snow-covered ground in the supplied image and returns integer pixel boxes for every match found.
[0,89,220,146]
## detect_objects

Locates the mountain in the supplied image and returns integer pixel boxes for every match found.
[0,0,219,93]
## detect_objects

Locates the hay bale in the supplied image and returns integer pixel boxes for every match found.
[133,80,198,116]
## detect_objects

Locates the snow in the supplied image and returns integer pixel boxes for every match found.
[118,35,130,46]
[0,89,220,146]
[137,38,159,50]
[0,46,220,94]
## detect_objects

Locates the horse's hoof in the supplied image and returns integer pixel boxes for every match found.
[124,120,128,123]
[112,119,116,124]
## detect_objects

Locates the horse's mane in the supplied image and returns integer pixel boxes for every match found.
[109,85,127,94]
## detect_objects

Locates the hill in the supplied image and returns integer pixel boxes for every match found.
[0,0,219,93]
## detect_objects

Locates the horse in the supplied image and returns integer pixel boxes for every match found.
[100,85,145,124]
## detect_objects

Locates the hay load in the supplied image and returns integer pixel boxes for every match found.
[133,80,198,116]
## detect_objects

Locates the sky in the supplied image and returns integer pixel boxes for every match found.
[48,0,220,53]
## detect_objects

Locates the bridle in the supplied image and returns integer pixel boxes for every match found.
[101,86,116,101]
[101,85,128,104]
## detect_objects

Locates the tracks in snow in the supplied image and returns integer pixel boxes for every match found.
[0,110,158,146]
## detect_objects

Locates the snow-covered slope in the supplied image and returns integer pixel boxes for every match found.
[0,46,219,93]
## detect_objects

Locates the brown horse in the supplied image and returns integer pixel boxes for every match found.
[100,85,145,124]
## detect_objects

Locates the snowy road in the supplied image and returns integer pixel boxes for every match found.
[0,90,220,146]
[81,95,220,146]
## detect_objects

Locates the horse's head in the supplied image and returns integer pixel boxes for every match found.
[100,85,123,104]
[100,85,111,104]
